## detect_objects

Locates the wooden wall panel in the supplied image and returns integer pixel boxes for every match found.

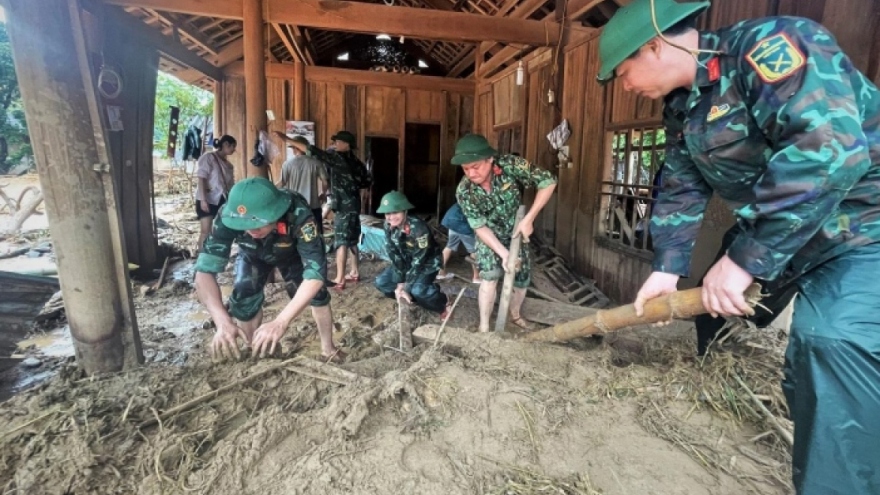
[492,73,524,128]
[325,82,346,140]
[525,63,559,243]
[365,86,404,136]
[406,89,445,123]
[439,92,462,217]
[221,76,247,179]
[266,78,287,180]
[555,44,587,262]
[344,85,360,142]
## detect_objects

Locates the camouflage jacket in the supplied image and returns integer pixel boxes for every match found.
[384,215,442,287]
[194,190,327,281]
[652,17,880,283]
[308,146,365,214]
[456,155,557,240]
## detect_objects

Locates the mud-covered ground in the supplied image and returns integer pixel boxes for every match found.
[0,182,795,495]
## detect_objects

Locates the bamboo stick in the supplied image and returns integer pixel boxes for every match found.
[522,284,763,343]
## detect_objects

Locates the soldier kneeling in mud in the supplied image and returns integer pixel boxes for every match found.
[194,177,345,362]
[374,191,453,320]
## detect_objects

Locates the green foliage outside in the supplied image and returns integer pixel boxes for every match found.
[612,128,666,185]
[0,22,33,174]
[153,71,213,157]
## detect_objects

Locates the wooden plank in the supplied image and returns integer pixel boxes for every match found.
[520,298,597,326]
[264,0,562,45]
[271,23,301,63]
[266,78,287,179]
[325,82,345,139]
[102,5,223,81]
[222,77,247,179]
[293,61,305,120]
[103,0,242,18]
[344,85,360,137]
[231,62,475,94]
[148,10,218,57]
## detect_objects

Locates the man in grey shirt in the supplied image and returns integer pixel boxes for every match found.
[278,135,329,234]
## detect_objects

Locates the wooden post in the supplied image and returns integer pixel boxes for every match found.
[293,61,305,121]
[243,0,268,178]
[495,206,526,332]
[399,299,414,351]
[3,0,141,374]
[213,79,224,137]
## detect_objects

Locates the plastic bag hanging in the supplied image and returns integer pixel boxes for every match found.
[249,130,282,167]
[547,119,572,169]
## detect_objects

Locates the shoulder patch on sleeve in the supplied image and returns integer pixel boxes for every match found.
[417,234,429,249]
[299,221,318,242]
[745,33,805,84]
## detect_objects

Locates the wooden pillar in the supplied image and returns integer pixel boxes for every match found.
[243,0,268,178]
[214,79,224,138]
[293,61,305,120]
[3,0,140,374]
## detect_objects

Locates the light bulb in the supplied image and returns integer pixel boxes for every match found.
[515,60,524,86]
[547,89,555,103]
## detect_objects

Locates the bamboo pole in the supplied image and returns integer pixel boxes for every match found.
[495,206,526,332]
[522,284,763,343]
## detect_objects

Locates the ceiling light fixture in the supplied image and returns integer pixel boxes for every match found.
[418,59,429,68]
[337,52,350,61]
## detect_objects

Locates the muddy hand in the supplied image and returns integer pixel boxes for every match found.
[211,321,247,361]
[252,319,287,358]
[395,288,412,304]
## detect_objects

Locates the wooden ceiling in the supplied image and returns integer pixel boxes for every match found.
[114,0,626,90]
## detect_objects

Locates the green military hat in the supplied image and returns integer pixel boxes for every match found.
[597,0,709,84]
[376,190,414,214]
[330,130,357,149]
[450,134,497,165]
[221,177,292,230]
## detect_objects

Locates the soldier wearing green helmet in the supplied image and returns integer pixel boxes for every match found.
[374,191,451,318]
[452,134,557,333]
[599,1,880,492]
[194,177,345,362]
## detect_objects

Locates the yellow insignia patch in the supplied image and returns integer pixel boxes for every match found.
[706,103,731,123]
[745,33,805,84]
[417,234,429,249]
[299,221,317,242]
[501,182,511,191]
[275,242,292,248]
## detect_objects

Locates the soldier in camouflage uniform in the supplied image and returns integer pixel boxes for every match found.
[373,191,451,318]
[453,134,557,333]
[599,1,880,492]
[194,177,344,362]
[274,130,369,290]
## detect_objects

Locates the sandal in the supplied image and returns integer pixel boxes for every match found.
[510,316,536,331]
[344,274,360,282]
[322,349,347,363]
[328,280,346,292]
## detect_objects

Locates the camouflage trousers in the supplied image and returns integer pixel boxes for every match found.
[474,236,530,289]
[332,210,362,249]
[228,254,331,321]
[374,267,448,313]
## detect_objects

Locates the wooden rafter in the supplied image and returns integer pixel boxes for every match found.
[146,9,219,57]
[106,0,562,45]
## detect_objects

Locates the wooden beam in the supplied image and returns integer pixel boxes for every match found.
[568,0,605,20]
[271,23,302,63]
[103,6,223,80]
[447,51,475,78]
[288,25,315,65]
[148,9,219,57]
[264,0,561,45]
[102,0,241,18]
[215,37,245,66]
[225,61,475,93]
[419,0,454,11]
[293,61,305,120]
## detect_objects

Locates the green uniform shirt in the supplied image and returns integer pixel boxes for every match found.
[384,215,442,287]
[455,154,557,240]
[653,16,880,283]
[195,190,327,281]
[308,146,366,214]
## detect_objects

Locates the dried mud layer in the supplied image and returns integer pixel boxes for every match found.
[0,255,794,495]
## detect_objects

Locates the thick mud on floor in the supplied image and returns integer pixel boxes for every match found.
[1,188,794,494]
